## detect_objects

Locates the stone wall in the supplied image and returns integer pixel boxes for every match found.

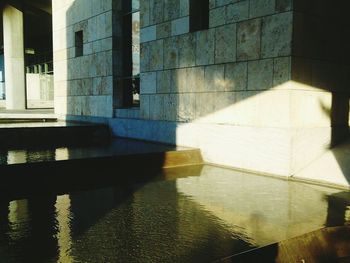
[111,0,296,176]
[53,0,114,117]
[138,0,293,124]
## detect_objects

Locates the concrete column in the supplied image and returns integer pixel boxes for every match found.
[3,5,26,109]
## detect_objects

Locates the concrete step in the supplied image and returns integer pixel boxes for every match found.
[0,138,203,200]
[0,121,111,148]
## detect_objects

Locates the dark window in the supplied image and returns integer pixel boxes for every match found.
[75,31,83,57]
[121,0,140,107]
[190,0,209,32]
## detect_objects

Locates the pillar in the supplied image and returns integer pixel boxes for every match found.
[3,5,26,110]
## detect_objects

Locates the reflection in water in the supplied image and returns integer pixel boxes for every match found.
[55,195,73,263]
[0,165,349,262]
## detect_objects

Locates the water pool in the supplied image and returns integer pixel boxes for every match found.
[0,165,348,262]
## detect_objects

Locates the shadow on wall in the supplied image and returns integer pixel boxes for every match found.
[58,1,350,180]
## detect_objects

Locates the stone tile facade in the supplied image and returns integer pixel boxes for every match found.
[139,0,293,124]
[53,0,114,117]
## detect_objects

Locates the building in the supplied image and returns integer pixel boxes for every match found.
[1,0,350,186]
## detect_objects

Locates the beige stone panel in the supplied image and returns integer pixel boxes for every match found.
[54,60,68,82]
[53,28,67,52]
[194,89,291,128]
[175,123,292,176]
[54,49,68,62]
[290,89,332,128]
[291,127,332,175]
[54,96,68,115]
[55,81,68,97]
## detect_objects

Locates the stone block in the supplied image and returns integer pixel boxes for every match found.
[209,7,226,28]
[225,62,247,91]
[205,64,225,92]
[248,59,273,90]
[175,68,188,92]
[150,0,164,25]
[275,0,292,12]
[141,72,157,94]
[273,57,291,86]
[261,12,293,58]
[226,1,249,23]
[216,0,237,7]
[180,0,189,16]
[157,22,171,39]
[163,94,178,121]
[249,0,275,18]
[93,76,113,95]
[105,11,113,36]
[140,94,150,119]
[157,70,174,93]
[141,25,157,43]
[140,42,150,72]
[215,24,236,63]
[140,0,150,28]
[171,16,190,36]
[187,67,205,92]
[164,0,180,21]
[81,78,93,95]
[149,94,165,120]
[237,18,261,61]
[178,34,196,67]
[196,29,215,66]
[163,36,179,69]
[178,93,195,122]
[149,40,164,71]
[195,92,216,119]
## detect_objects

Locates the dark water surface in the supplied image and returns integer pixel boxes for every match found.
[0,165,349,263]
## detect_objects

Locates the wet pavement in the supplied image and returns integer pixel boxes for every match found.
[0,164,349,263]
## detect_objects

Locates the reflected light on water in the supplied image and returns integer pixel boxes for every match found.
[55,195,74,263]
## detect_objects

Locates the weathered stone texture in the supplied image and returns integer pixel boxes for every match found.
[149,40,164,71]
[150,0,163,25]
[163,37,179,69]
[205,65,225,92]
[273,57,291,86]
[164,0,180,21]
[226,1,249,23]
[210,7,226,28]
[215,24,236,63]
[178,34,196,67]
[237,18,261,61]
[157,22,171,39]
[249,0,276,18]
[196,29,215,66]
[248,59,274,90]
[225,62,247,91]
[261,12,293,58]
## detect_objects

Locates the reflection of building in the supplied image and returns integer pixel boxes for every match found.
[1,1,350,186]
